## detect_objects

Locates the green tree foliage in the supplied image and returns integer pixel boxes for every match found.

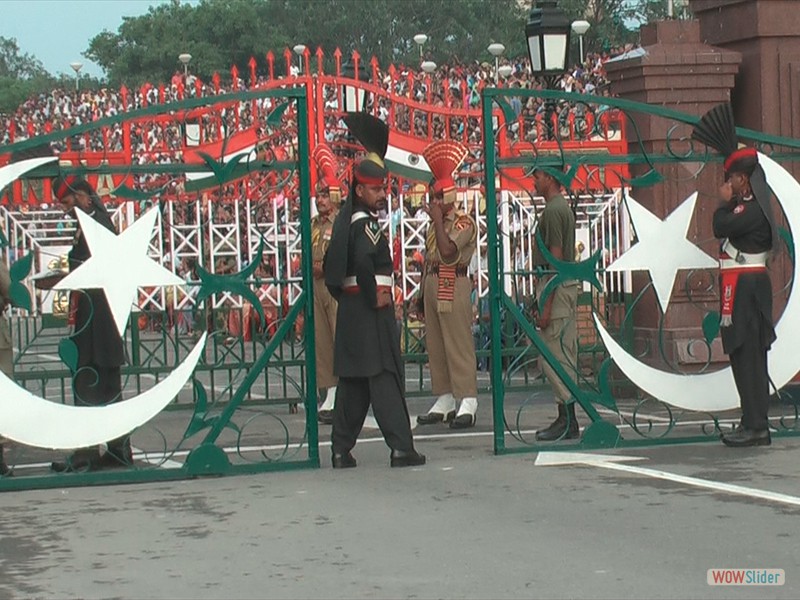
[83,0,675,86]
[0,36,56,112]
[85,0,530,86]
[554,0,672,57]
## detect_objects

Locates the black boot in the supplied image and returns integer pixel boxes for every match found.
[721,426,771,447]
[51,447,102,473]
[0,444,11,477]
[535,403,580,442]
[98,436,133,468]
[332,451,357,469]
[390,449,426,468]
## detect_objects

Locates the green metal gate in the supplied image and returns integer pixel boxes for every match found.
[482,87,800,454]
[0,87,320,490]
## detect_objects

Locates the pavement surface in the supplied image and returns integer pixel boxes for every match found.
[1,403,799,600]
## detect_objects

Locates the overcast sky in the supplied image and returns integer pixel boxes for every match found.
[0,0,200,78]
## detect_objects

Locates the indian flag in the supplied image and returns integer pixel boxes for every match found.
[385,130,431,181]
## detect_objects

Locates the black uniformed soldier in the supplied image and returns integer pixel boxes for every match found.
[693,103,776,447]
[48,176,131,471]
[324,113,425,469]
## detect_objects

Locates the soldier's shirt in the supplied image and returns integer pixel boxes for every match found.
[531,193,575,269]
[425,210,477,265]
[351,214,393,307]
[712,196,772,253]
[312,211,337,264]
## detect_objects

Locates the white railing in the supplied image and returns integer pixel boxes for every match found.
[0,188,630,316]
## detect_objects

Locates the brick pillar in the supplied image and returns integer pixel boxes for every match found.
[604,20,741,367]
[691,0,800,144]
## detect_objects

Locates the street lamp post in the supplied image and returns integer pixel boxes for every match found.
[178,53,192,77]
[292,44,307,75]
[413,34,428,62]
[525,0,571,140]
[421,60,437,101]
[69,62,83,92]
[487,42,506,85]
[571,20,590,65]
[420,60,437,135]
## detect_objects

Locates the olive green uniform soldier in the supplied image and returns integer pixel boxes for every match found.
[531,167,580,441]
[311,144,342,424]
[416,141,480,429]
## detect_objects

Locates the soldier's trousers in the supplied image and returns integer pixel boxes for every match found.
[74,363,128,454]
[729,341,770,431]
[313,279,338,390]
[74,364,122,407]
[331,371,415,454]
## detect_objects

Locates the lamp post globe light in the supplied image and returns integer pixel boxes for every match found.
[413,33,428,60]
[178,53,192,77]
[293,44,307,74]
[69,61,83,91]
[571,19,590,64]
[421,61,437,98]
[420,60,437,75]
[487,42,506,85]
[497,64,513,80]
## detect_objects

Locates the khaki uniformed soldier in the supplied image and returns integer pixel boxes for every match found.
[416,141,479,429]
[311,144,341,425]
[0,254,13,476]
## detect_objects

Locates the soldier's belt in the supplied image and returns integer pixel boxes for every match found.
[719,253,768,270]
[427,263,469,277]
[720,240,768,270]
[342,274,394,295]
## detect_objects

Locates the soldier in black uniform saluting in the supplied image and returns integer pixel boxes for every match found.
[323,113,426,468]
[693,103,776,447]
[46,176,131,470]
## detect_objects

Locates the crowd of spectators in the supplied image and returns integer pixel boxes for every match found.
[1,48,634,336]
[1,45,633,157]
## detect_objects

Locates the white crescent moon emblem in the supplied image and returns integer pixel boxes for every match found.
[0,158,207,449]
[0,334,206,449]
[595,153,800,412]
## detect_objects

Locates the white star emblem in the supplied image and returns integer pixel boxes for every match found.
[606,192,717,312]
[54,208,184,336]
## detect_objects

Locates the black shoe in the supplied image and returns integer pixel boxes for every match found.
[318,409,334,425]
[332,452,357,469]
[449,413,476,429]
[51,449,102,473]
[721,427,771,447]
[390,449,426,468]
[535,403,580,442]
[94,450,133,469]
[416,410,456,425]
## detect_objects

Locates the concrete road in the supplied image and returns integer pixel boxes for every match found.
[0,425,798,600]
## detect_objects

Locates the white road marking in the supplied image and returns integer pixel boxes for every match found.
[536,451,800,508]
